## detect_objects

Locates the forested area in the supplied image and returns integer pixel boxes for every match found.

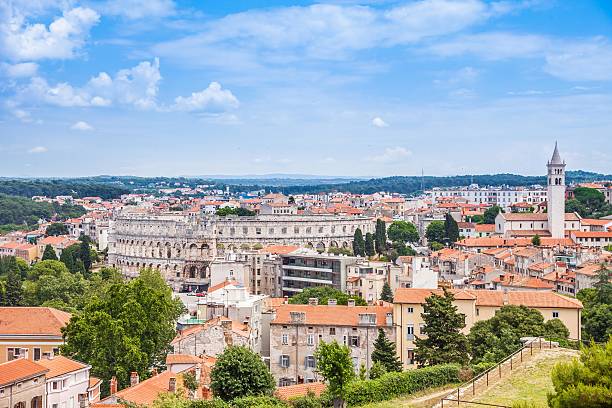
[0,179,129,199]
[0,194,86,227]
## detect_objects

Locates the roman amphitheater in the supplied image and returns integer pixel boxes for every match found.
[107,211,374,289]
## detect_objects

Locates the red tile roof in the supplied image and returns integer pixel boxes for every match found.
[0,359,48,386]
[275,382,327,400]
[36,356,88,378]
[0,307,71,336]
[272,304,392,327]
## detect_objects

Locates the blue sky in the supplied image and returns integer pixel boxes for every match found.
[1,0,611,177]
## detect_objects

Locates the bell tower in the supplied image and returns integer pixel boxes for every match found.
[547,142,566,239]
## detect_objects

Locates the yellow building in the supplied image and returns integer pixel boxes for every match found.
[0,307,71,364]
[393,288,582,368]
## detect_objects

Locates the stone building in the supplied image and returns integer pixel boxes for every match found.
[170,317,251,358]
[0,359,47,408]
[269,303,394,386]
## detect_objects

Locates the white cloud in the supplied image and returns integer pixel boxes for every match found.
[28,146,47,154]
[71,120,93,131]
[1,6,100,61]
[427,32,549,60]
[173,82,239,112]
[101,0,176,19]
[544,38,612,81]
[368,146,411,163]
[372,117,389,128]
[12,108,32,122]
[1,62,38,78]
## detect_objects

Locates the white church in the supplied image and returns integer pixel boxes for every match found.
[495,143,582,239]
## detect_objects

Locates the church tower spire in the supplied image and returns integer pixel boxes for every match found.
[547,142,566,239]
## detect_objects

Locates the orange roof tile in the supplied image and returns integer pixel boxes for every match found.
[0,359,48,386]
[112,371,182,405]
[36,356,88,378]
[0,307,71,336]
[260,245,300,255]
[207,279,238,294]
[272,304,392,327]
[275,382,327,400]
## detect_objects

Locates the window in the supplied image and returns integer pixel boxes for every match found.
[476,308,480,316]
[552,311,559,318]
[407,349,415,365]
[305,355,316,368]
[280,355,290,368]
[349,335,360,347]
[329,327,336,335]
[307,334,315,346]
[407,307,414,313]
[279,378,293,387]
[34,348,41,361]
[52,381,59,390]
[7,347,20,361]
[406,324,414,341]
[282,334,289,345]
[282,227,287,234]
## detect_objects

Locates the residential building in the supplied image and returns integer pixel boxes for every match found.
[0,307,71,364]
[0,359,47,408]
[393,288,583,368]
[37,356,97,408]
[170,317,250,357]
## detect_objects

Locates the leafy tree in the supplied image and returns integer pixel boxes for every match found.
[216,207,256,216]
[352,228,365,257]
[467,214,484,224]
[314,340,354,407]
[565,199,587,216]
[387,221,419,243]
[430,242,444,251]
[364,233,375,257]
[414,289,469,366]
[80,240,92,274]
[543,318,570,340]
[5,265,23,306]
[483,205,503,224]
[210,346,274,401]
[375,219,387,254]
[577,268,612,342]
[548,339,612,408]
[531,234,541,246]
[568,187,610,217]
[443,213,459,243]
[61,268,184,395]
[42,244,58,261]
[60,244,80,273]
[391,241,415,257]
[368,361,387,380]
[425,221,445,246]
[23,260,86,307]
[371,328,402,372]
[46,223,68,236]
[380,282,393,303]
[289,286,366,306]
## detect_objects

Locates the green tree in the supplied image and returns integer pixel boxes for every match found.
[365,233,375,257]
[79,240,92,274]
[314,340,354,408]
[414,289,469,366]
[387,221,419,243]
[568,187,609,217]
[380,282,393,303]
[531,234,541,246]
[577,268,612,342]
[5,265,23,306]
[42,244,58,261]
[23,260,86,307]
[210,346,274,401]
[60,244,80,273]
[543,318,570,340]
[288,286,366,306]
[547,339,612,408]
[375,219,387,254]
[368,361,387,380]
[371,328,402,373]
[46,223,68,236]
[443,213,459,243]
[425,221,445,247]
[430,242,444,251]
[61,268,184,395]
[483,205,502,224]
[352,228,365,257]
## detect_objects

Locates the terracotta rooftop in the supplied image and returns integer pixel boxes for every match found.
[272,304,392,327]
[206,279,238,294]
[260,245,301,255]
[275,382,327,400]
[0,359,48,386]
[112,371,183,406]
[0,307,71,336]
[36,356,88,378]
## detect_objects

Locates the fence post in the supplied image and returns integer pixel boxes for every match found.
[510,356,513,370]
[486,371,489,387]
[531,341,533,355]
[520,348,523,362]
[499,363,501,378]
[457,388,460,406]
[472,378,475,395]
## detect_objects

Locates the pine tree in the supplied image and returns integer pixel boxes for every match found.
[444,213,459,243]
[380,281,393,302]
[371,328,402,372]
[42,244,58,261]
[352,228,365,256]
[5,267,23,306]
[365,233,375,257]
[414,289,469,366]
[79,240,92,273]
[375,219,387,254]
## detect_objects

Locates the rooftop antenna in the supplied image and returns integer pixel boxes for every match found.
[421,168,424,192]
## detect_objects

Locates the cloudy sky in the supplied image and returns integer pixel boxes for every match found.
[1,0,611,177]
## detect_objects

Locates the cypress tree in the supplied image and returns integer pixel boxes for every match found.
[375,219,387,254]
[352,228,365,256]
[365,233,375,257]
[380,281,393,302]
[371,328,402,373]
[5,267,23,306]
[42,244,58,261]
[80,240,92,273]
[444,213,459,243]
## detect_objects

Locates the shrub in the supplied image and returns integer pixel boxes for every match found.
[289,391,323,408]
[189,400,230,408]
[231,396,289,408]
[343,364,460,406]
[471,361,496,376]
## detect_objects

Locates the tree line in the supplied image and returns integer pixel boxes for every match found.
[0,194,86,227]
[0,179,129,199]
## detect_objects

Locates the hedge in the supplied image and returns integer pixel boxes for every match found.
[343,364,460,406]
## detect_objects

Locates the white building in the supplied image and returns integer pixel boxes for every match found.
[547,142,566,239]
[36,356,100,408]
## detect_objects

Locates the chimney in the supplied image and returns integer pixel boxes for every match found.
[327,298,337,306]
[289,311,306,324]
[503,289,509,306]
[195,365,201,382]
[308,297,318,306]
[347,299,356,307]
[220,319,233,331]
[283,296,289,304]
[110,376,118,395]
[151,368,158,376]
[130,371,139,386]
[168,377,177,393]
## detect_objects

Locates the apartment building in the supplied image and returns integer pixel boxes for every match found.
[0,308,71,364]
[37,356,98,408]
[0,359,47,408]
[393,288,582,368]
[269,302,394,386]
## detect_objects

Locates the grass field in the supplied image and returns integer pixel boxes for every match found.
[360,383,461,408]
[468,348,579,408]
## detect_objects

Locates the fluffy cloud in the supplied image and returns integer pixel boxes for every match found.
[544,38,612,81]
[173,82,239,112]
[102,0,176,19]
[71,121,93,131]
[1,62,38,77]
[372,117,389,128]
[1,6,100,61]
[28,146,47,154]
[17,58,162,109]
[368,147,411,163]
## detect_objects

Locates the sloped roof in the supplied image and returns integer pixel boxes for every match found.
[0,359,48,386]
[36,356,88,378]
[272,304,392,327]
[276,382,327,400]
[0,307,71,336]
